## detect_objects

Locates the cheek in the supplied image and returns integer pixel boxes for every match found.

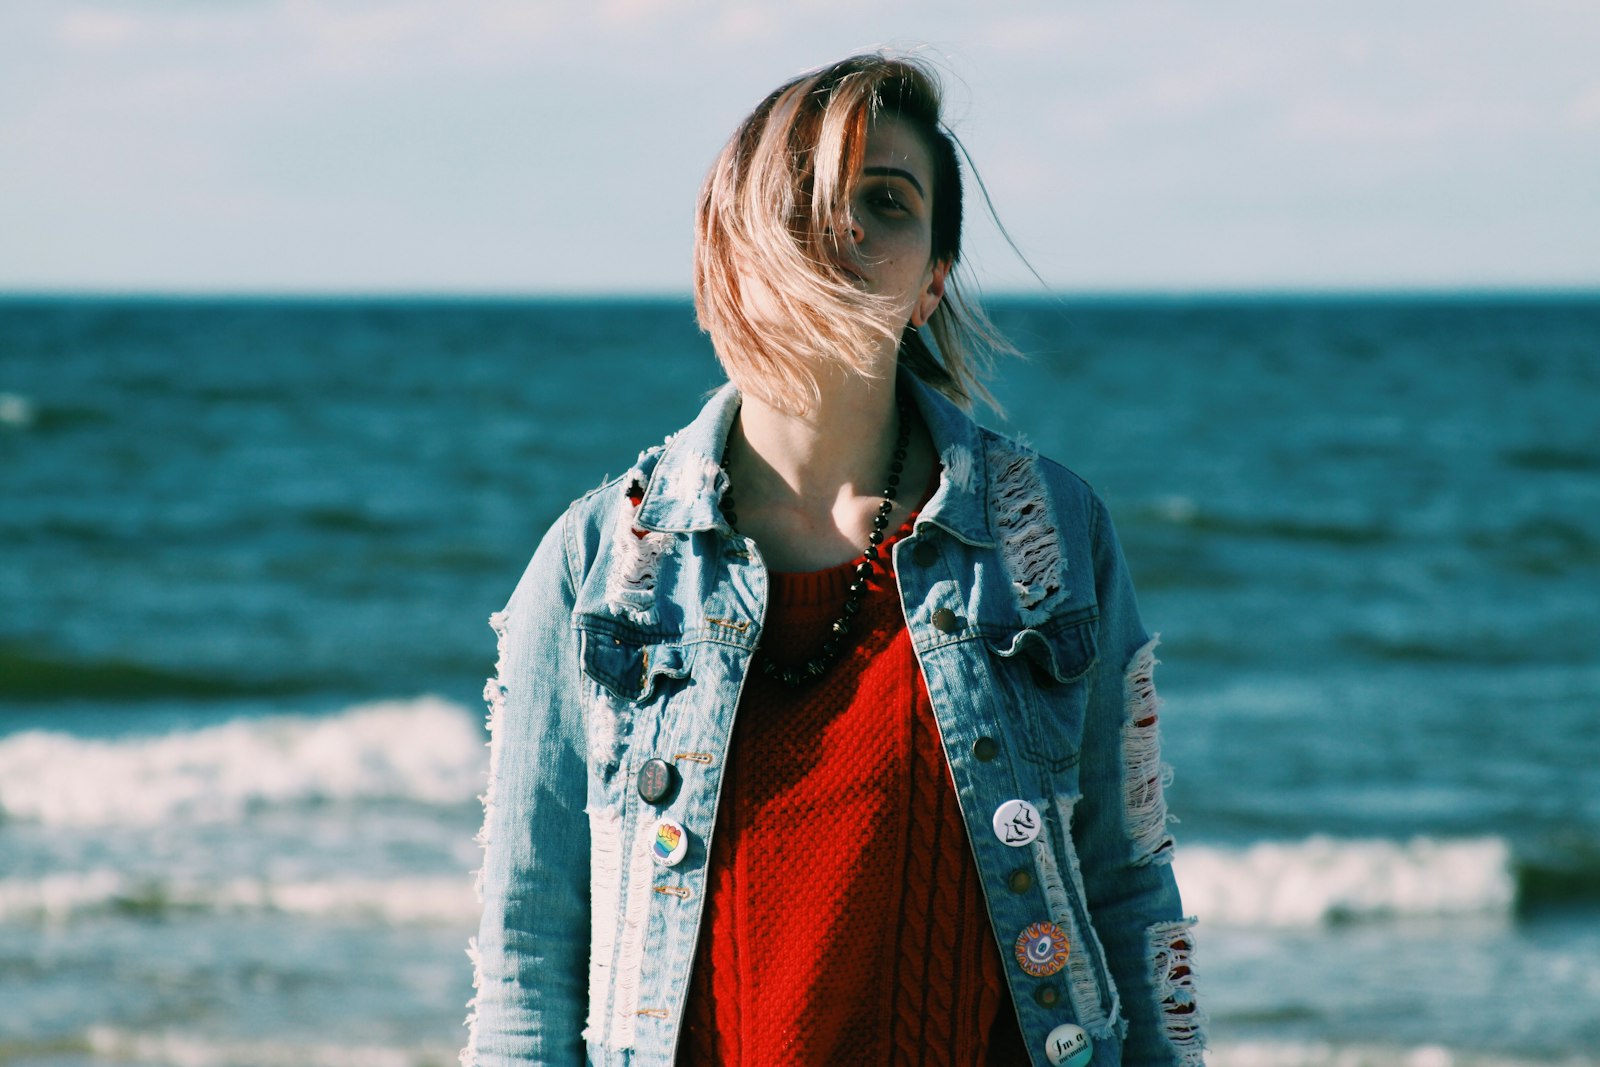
[897,227,933,260]
[884,232,934,280]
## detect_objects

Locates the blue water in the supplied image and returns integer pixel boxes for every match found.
[2,295,1597,1065]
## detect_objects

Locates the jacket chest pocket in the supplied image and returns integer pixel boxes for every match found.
[985,610,1098,776]
[576,616,693,780]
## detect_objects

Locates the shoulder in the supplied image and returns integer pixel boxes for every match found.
[969,422,1141,634]
[971,421,1110,541]
[567,439,671,548]
[503,436,677,613]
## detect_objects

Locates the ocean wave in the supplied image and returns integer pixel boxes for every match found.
[1174,836,1517,926]
[300,505,412,534]
[0,697,485,826]
[1,837,1588,933]
[0,391,33,428]
[83,1027,458,1067]
[1336,633,1488,664]
[0,870,477,925]
[0,646,326,701]
[1502,444,1600,474]
[1468,516,1600,573]
[1140,497,1393,546]
[40,1033,1591,1067]
[0,392,111,433]
[1209,1040,1598,1067]
[0,836,1538,931]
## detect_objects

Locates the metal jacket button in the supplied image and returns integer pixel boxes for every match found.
[651,817,689,867]
[1007,868,1033,894]
[1045,1023,1092,1067]
[972,736,999,761]
[992,798,1042,847]
[912,540,939,567]
[1034,984,1061,1007]
[931,607,962,633]
[636,758,677,805]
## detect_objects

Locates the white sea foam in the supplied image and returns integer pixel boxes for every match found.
[0,696,486,826]
[1174,835,1516,926]
[0,391,34,427]
[0,869,478,924]
[86,1026,459,1067]
[1152,493,1200,524]
[6,836,1516,931]
[74,1033,1596,1067]
[1210,1040,1598,1067]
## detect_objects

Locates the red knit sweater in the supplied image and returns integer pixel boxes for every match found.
[679,511,1021,1064]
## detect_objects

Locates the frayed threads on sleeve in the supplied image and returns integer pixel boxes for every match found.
[1121,636,1176,865]
[1146,918,1207,1065]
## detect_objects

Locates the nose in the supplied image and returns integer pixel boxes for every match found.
[844,212,864,244]
[828,212,863,248]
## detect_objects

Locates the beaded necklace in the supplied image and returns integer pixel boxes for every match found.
[720,390,912,687]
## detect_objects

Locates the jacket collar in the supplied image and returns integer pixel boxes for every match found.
[633,373,995,548]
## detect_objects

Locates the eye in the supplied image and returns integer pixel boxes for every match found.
[868,189,911,214]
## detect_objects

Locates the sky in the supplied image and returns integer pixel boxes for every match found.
[3,1,1598,295]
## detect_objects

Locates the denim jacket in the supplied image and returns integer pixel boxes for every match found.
[463,375,1204,1067]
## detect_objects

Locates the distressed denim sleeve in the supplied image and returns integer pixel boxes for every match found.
[1072,495,1206,1067]
[462,512,590,1066]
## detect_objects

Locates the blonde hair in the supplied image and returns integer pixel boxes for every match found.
[694,52,1008,415]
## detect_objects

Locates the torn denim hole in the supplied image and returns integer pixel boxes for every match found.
[608,824,657,1050]
[1122,635,1176,865]
[1052,794,1122,1036]
[989,441,1065,625]
[1031,801,1112,1037]
[587,689,625,774]
[657,452,724,508]
[583,804,624,1046]
[942,440,976,493]
[603,477,674,620]
[1146,919,1207,1066]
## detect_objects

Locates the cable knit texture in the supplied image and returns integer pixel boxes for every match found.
[679,507,1020,1064]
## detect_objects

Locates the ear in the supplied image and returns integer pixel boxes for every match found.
[911,259,949,328]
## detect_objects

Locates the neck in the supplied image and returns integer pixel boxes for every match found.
[724,359,936,571]
[737,365,899,503]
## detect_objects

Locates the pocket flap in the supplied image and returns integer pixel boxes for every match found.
[577,617,691,702]
[988,611,1098,683]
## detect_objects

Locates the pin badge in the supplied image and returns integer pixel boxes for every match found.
[1044,1023,1092,1067]
[992,798,1042,847]
[1015,920,1071,977]
[651,817,689,866]
[636,757,677,805]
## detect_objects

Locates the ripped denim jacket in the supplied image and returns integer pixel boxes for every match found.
[462,376,1205,1067]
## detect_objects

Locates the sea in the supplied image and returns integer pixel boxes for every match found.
[1,293,1597,1067]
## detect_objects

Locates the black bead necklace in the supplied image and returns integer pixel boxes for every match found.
[720,390,912,687]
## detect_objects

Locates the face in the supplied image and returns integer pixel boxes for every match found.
[835,112,949,329]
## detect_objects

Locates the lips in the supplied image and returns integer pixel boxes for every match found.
[831,260,868,286]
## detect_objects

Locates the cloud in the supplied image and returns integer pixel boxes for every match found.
[56,10,139,49]
[1571,86,1600,129]
[974,12,1080,54]
[1284,99,1535,143]
[4,0,1598,291]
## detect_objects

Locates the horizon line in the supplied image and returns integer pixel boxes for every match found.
[2,284,1599,303]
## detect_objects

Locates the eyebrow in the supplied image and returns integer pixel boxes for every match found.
[862,166,926,199]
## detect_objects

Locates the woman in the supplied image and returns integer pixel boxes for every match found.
[463,53,1203,1067]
